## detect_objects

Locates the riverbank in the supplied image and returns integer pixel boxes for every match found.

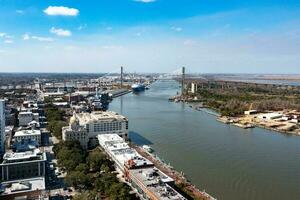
[216,114,300,136]
[131,144,216,200]
[172,99,300,136]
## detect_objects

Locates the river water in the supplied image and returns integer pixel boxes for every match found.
[109,80,300,200]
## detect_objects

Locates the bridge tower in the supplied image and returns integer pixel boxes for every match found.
[181,66,185,96]
[120,66,123,88]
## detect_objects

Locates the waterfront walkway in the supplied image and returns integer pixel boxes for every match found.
[132,145,216,200]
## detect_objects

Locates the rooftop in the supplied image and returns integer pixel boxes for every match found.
[2,148,46,163]
[18,111,33,115]
[130,168,185,200]
[14,129,41,137]
[76,111,127,124]
[98,134,153,169]
[0,177,45,195]
[98,134,125,145]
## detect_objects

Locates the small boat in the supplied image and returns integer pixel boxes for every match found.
[142,145,153,153]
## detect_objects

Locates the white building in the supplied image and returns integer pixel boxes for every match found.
[97,134,186,200]
[62,111,129,148]
[0,99,5,154]
[14,130,41,145]
[191,82,198,94]
[18,111,39,126]
[0,148,47,181]
[77,111,128,138]
[258,112,283,120]
[98,134,152,172]
[0,177,47,200]
[62,116,88,149]
[244,110,258,115]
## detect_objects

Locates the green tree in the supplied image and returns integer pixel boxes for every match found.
[87,149,109,172]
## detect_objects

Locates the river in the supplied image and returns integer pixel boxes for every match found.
[109,80,300,200]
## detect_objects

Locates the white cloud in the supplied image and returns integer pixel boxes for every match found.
[0,33,13,39]
[22,33,53,42]
[43,6,79,16]
[23,33,30,40]
[4,40,14,44]
[171,26,183,32]
[31,36,54,42]
[50,27,72,37]
[16,10,24,14]
[134,0,156,3]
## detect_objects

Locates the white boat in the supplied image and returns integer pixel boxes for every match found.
[142,145,153,153]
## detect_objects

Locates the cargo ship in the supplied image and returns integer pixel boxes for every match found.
[131,83,145,92]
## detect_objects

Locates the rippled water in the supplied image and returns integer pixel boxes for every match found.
[109,80,300,200]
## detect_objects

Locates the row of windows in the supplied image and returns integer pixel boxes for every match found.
[93,122,123,132]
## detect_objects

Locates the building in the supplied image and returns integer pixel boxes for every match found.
[0,177,47,200]
[18,111,39,126]
[62,115,88,149]
[97,134,186,200]
[190,82,198,94]
[0,99,5,154]
[77,111,128,138]
[63,111,128,148]
[13,130,41,146]
[0,148,47,181]
[244,110,258,115]
[258,112,283,120]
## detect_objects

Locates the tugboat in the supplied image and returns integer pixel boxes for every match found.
[131,83,145,93]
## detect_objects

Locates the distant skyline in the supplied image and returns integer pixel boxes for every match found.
[0,0,299,73]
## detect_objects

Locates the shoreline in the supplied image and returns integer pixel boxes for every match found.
[177,101,300,136]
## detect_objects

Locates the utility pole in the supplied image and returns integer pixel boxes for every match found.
[120,66,123,88]
[181,66,185,96]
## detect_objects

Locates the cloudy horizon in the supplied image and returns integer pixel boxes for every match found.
[0,0,299,74]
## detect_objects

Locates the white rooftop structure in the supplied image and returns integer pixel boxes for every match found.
[14,130,41,137]
[258,112,283,120]
[14,129,41,145]
[0,177,45,195]
[98,134,153,171]
[98,134,186,200]
[77,111,127,124]
[129,168,186,200]
[2,148,44,163]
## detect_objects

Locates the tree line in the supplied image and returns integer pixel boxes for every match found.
[45,103,68,139]
[196,87,300,116]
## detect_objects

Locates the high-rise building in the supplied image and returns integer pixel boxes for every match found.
[0,99,5,154]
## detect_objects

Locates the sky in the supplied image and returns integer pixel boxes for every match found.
[0,0,300,73]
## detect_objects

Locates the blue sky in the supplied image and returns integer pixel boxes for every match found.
[0,0,300,73]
